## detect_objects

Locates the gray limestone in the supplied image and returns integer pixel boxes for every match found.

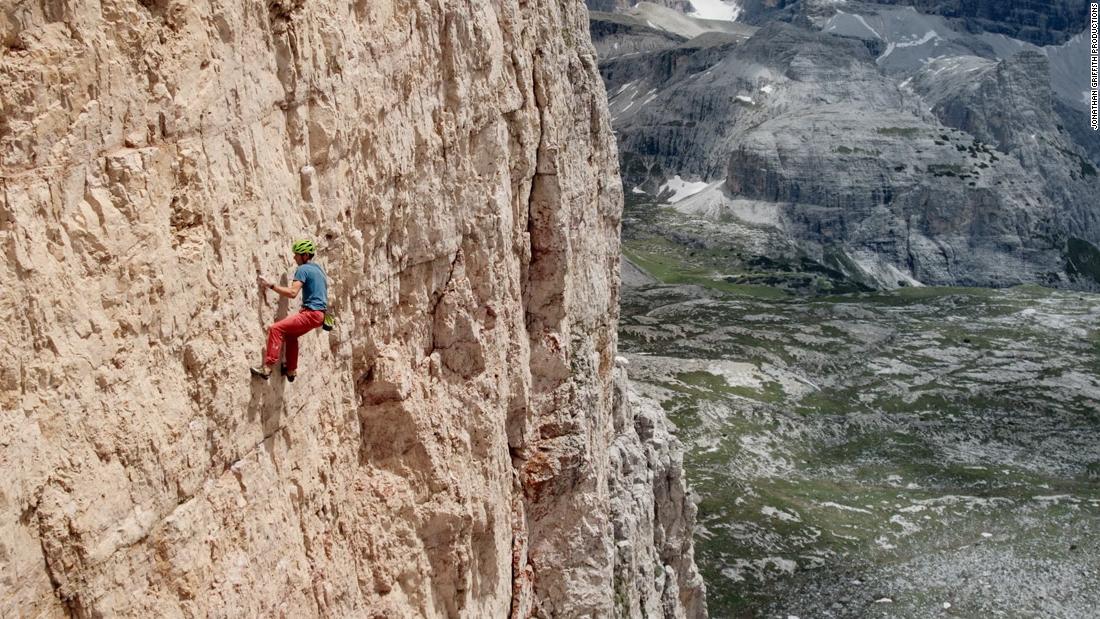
[593,2,1100,289]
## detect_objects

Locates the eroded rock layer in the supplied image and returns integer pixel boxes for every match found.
[0,1,703,616]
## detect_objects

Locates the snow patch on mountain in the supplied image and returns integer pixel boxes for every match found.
[661,175,712,202]
[688,0,741,22]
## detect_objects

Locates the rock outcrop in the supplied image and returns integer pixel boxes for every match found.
[589,11,689,61]
[609,365,706,619]
[586,0,695,16]
[0,1,704,617]
[860,0,1089,46]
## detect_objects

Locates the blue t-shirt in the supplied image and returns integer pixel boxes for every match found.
[293,262,328,311]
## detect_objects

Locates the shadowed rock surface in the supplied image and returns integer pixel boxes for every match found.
[589,10,690,60]
[587,0,695,15]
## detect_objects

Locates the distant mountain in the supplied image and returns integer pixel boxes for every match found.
[591,0,1100,289]
[847,0,1088,46]
[586,0,695,14]
[734,0,1088,46]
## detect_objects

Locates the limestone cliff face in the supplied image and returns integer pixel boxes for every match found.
[0,1,704,617]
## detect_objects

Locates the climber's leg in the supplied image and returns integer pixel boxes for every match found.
[285,334,299,375]
[253,310,323,380]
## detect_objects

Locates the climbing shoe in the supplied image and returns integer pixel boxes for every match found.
[250,366,271,380]
[281,364,296,382]
[322,314,336,331]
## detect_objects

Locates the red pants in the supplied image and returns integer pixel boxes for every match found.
[264,309,324,372]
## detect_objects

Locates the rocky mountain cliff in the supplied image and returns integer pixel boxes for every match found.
[590,0,1089,46]
[592,0,1100,289]
[0,1,704,617]
[735,0,1089,45]
[838,0,1089,46]
[587,0,694,15]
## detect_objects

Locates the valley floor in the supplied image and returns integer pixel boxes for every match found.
[620,201,1100,618]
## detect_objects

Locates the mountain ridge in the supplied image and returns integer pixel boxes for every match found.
[591,1,1100,289]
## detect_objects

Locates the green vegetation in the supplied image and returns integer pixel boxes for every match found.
[926,163,967,177]
[620,234,1100,615]
[674,370,786,404]
[876,127,921,138]
[623,239,792,299]
[622,194,876,297]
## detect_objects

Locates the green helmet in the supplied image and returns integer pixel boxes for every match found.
[291,239,316,255]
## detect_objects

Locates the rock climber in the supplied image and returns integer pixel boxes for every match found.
[250,240,328,382]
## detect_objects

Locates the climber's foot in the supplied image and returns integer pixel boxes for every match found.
[281,364,296,382]
[250,366,272,380]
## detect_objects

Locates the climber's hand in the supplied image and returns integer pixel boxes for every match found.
[257,274,271,289]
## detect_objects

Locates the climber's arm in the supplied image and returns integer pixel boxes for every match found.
[270,279,303,299]
[256,274,302,299]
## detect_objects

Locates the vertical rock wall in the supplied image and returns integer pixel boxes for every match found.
[0,0,704,617]
[608,366,706,619]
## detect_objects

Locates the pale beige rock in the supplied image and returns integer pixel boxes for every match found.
[0,0,704,617]
[609,367,707,619]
